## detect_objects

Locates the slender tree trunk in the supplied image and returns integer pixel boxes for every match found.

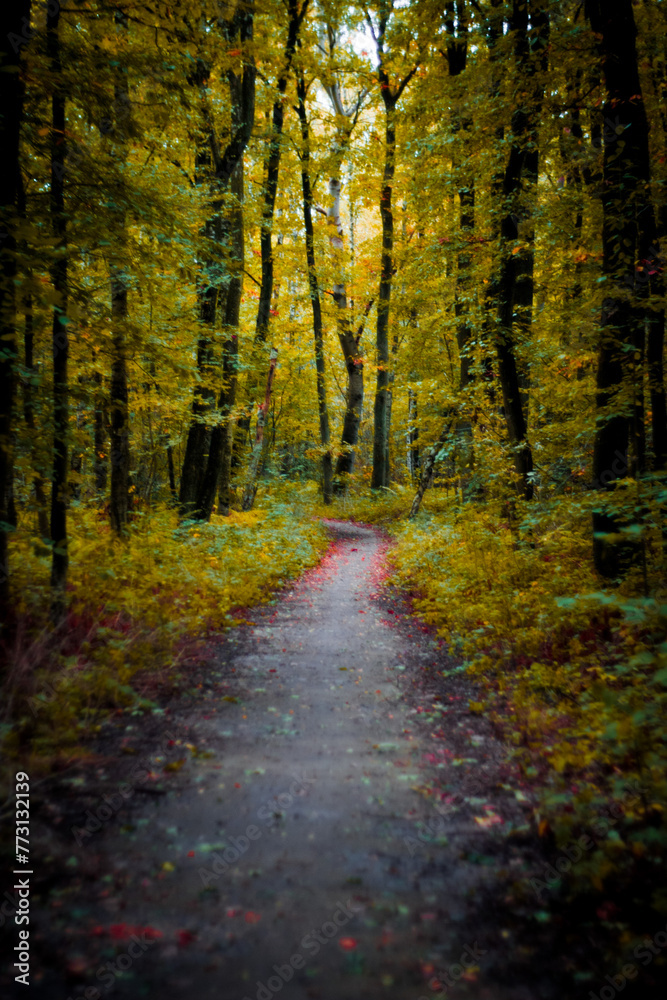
[22,294,49,537]
[93,368,107,493]
[197,158,245,520]
[179,141,218,516]
[179,11,256,517]
[108,11,132,535]
[328,179,366,491]
[586,0,652,575]
[371,98,396,489]
[189,12,256,522]
[296,72,332,504]
[109,262,130,533]
[242,349,277,511]
[47,4,69,618]
[409,418,455,519]
[493,0,548,501]
[0,0,31,615]
[167,443,177,501]
[406,388,419,482]
[253,1,304,349]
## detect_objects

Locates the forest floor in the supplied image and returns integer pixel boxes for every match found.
[0,521,630,1000]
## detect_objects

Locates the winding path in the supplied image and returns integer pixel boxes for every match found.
[14,522,561,1000]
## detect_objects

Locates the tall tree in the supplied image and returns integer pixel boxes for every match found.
[47,2,69,619]
[586,0,658,575]
[240,0,307,509]
[318,23,366,491]
[367,3,419,490]
[0,0,31,618]
[108,9,132,535]
[195,8,256,521]
[492,0,549,501]
[296,67,333,503]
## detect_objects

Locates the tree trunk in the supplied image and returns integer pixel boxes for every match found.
[253,3,304,346]
[586,0,655,574]
[178,142,218,517]
[109,262,130,534]
[296,72,332,504]
[167,443,177,502]
[47,3,69,619]
[242,349,278,511]
[93,368,107,493]
[23,293,49,537]
[197,158,245,520]
[188,12,255,522]
[371,98,396,489]
[406,388,419,483]
[493,0,549,501]
[0,0,31,615]
[409,418,455,519]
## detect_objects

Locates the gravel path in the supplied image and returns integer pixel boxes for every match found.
[3,521,575,1000]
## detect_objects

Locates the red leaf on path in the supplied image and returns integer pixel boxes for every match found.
[109,924,163,941]
[234,782,241,788]
[351,548,358,551]
[245,911,261,924]
[178,930,196,946]
[187,851,195,858]
[339,937,357,950]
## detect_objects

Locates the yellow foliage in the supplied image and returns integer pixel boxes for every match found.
[5,499,327,752]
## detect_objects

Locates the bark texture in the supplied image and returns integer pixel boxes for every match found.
[47,3,69,618]
[0,0,31,616]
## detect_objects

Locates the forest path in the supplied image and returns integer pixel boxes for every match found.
[13,521,566,1000]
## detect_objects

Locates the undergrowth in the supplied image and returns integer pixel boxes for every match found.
[1,491,327,757]
[388,483,667,921]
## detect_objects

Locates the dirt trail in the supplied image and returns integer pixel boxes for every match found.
[3,522,572,1000]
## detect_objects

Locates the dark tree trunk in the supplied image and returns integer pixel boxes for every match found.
[242,350,278,511]
[47,3,69,618]
[493,0,549,501]
[167,444,177,501]
[108,15,132,535]
[409,418,455,519]
[178,139,217,516]
[22,290,49,537]
[0,0,31,615]
[406,388,419,482]
[189,12,255,522]
[182,7,256,519]
[109,265,130,533]
[93,368,107,493]
[253,0,305,347]
[371,98,396,489]
[197,158,246,520]
[586,0,656,574]
[296,71,332,504]
[367,9,418,491]
[17,163,50,538]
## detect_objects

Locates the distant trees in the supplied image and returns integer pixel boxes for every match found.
[0,0,666,616]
